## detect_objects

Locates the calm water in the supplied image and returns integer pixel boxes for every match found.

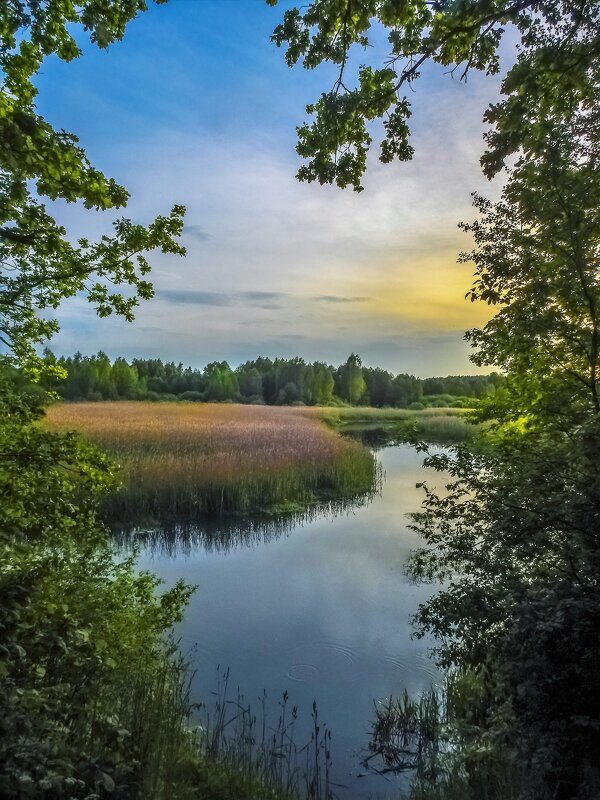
[134,444,443,798]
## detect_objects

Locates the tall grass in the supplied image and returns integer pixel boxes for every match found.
[197,669,334,800]
[364,668,529,800]
[45,402,379,525]
[112,649,334,800]
[406,414,476,443]
[314,406,477,444]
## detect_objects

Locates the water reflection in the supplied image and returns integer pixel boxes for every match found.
[341,426,407,450]
[114,493,381,556]
[133,444,444,799]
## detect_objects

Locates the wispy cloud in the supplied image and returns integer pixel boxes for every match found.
[313,295,371,304]
[183,224,211,242]
[239,291,285,308]
[158,290,373,309]
[158,289,286,309]
[159,290,231,306]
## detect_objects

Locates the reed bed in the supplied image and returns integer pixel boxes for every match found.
[406,413,476,442]
[312,407,476,444]
[45,402,378,524]
[116,651,333,800]
[312,406,469,424]
[197,668,334,800]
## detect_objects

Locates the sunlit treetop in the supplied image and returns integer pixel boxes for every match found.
[269,0,600,190]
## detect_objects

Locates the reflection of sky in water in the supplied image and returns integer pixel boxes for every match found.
[135,445,444,798]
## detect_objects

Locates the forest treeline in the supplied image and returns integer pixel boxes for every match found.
[44,351,502,408]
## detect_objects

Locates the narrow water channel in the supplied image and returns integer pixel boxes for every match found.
[134,443,443,798]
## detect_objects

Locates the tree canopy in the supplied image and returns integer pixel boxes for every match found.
[0,0,185,370]
[0,4,196,796]
[269,2,599,797]
[269,0,599,189]
[42,350,494,408]
[464,104,600,424]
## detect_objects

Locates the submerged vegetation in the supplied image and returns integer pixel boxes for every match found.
[364,667,519,797]
[45,402,380,524]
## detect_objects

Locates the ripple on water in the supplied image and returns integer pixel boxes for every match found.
[413,651,440,681]
[289,639,359,667]
[380,652,410,672]
[314,639,358,665]
[286,663,320,683]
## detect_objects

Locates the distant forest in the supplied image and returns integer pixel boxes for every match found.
[43,351,502,408]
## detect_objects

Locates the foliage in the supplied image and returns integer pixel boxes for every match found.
[463,105,600,426]
[374,81,600,800]
[270,0,600,190]
[422,374,502,400]
[0,0,185,370]
[278,2,600,795]
[0,3,207,797]
[43,349,498,407]
[0,364,195,797]
[337,352,367,403]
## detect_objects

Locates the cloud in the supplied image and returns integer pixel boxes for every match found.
[238,291,286,309]
[183,224,211,242]
[239,291,284,301]
[159,290,231,306]
[50,42,507,376]
[313,295,371,304]
[157,289,286,309]
[278,333,308,340]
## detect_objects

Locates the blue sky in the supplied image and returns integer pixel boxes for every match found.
[37,0,510,376]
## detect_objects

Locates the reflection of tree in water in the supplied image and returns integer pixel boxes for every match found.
[342,427,404,450]
[113,493,380,557]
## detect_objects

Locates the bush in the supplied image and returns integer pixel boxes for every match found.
[179,391,204,402]
[0,373,194,798]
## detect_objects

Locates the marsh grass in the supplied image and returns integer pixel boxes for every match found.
[315,407,477,445]
[365,688,447,778]
[45,402,379,525]
[112,651,333,800]
[406,414,477,443]
[198,668,334,800]
[314,406,468,423]
[364,668,528,800]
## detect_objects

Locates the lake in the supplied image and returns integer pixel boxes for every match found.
[133,443,443,799]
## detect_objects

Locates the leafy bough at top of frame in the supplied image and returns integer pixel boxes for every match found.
[267,0,600,190]
[0,1,186,374]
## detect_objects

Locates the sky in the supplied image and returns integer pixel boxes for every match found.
[36,0,511,377]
